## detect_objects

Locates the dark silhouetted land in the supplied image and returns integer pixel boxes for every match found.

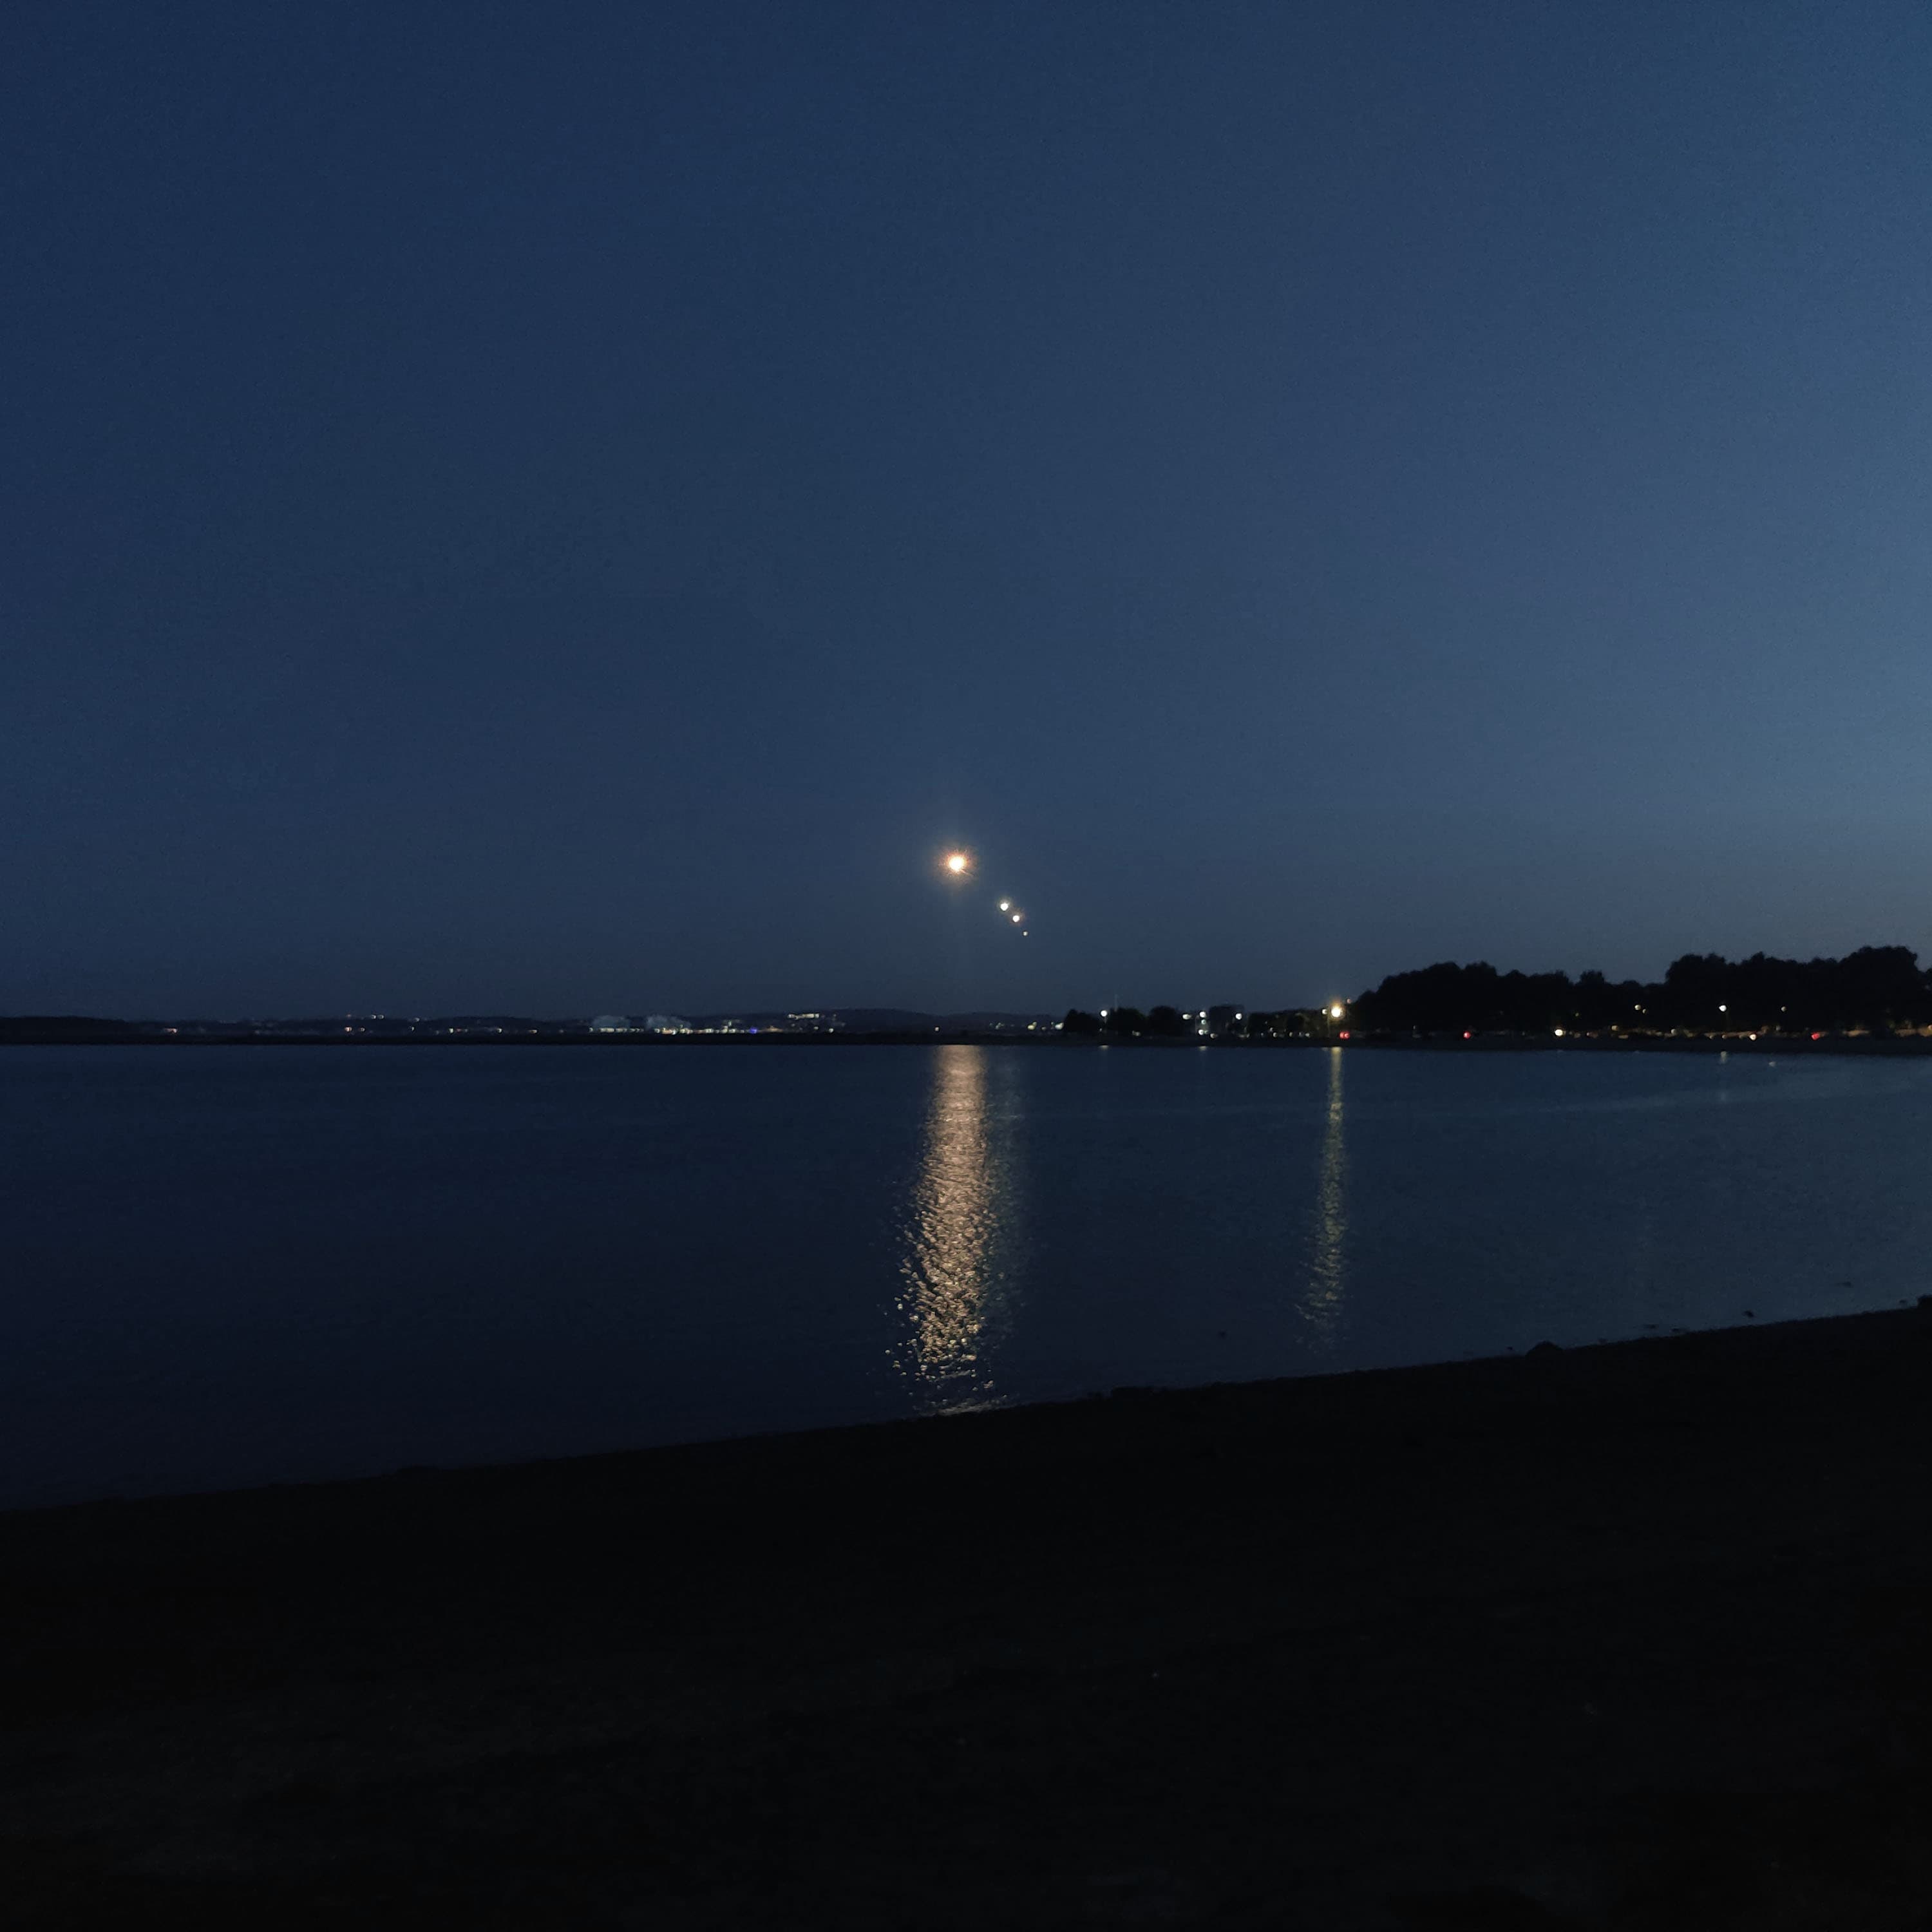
[6,1307,1932,1927]
[10,943,1932,1048]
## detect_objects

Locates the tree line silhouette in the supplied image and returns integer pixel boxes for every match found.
[1063,945,1932,1040]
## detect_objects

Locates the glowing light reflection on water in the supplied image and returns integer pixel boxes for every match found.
[1300,1046,1347,1344]
[895,1045,1017,1410]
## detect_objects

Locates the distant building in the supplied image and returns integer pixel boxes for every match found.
[590,1015,634,1032]
[645,1014,690,1033]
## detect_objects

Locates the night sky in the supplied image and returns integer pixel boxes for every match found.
[8,5,1932,1019]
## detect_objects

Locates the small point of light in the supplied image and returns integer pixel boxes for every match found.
[1554,1028,1564,1037]
[1011,913,1021,923]
[944,851,970,875]
[998,899,1010,911]
[1328,1003,1344,1020]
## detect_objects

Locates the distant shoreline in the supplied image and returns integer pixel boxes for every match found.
[6,1023,1932,1054]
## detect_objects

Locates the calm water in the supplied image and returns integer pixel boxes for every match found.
[3,1043,1929,1508]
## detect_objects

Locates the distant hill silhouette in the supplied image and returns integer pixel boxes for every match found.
[0,1016,158,1043]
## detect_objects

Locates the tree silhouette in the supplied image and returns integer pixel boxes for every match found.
[1350,947,1931,1037]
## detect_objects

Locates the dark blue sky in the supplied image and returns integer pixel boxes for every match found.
[8,4,1931,1018]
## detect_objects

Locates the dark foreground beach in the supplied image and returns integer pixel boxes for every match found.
[6,1311,1932,1929]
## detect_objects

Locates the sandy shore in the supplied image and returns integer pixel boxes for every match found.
[6,1308,1932,1928]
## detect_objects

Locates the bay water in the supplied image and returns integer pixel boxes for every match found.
[2,1042,1927,1508]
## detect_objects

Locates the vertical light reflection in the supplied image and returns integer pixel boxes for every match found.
[1300,1046,1348,1340]
[896,1045,1012,1410]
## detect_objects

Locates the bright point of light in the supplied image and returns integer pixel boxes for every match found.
[1010,913,1022,923]
[1328,1003,1344,1020]
[1554,1028,1564,1037]
[998,899,1010,911]
[944,851,969,875]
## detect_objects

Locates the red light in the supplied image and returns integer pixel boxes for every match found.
[1463,1030,1471,1039]
[1338,1029,1350,1039]
[1810,1031,1823,1040]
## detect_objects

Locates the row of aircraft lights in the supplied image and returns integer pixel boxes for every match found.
[945,849,1029,935]
[945,853,1360,1023]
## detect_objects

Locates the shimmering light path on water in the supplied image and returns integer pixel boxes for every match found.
[3,1044,1929,1507]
